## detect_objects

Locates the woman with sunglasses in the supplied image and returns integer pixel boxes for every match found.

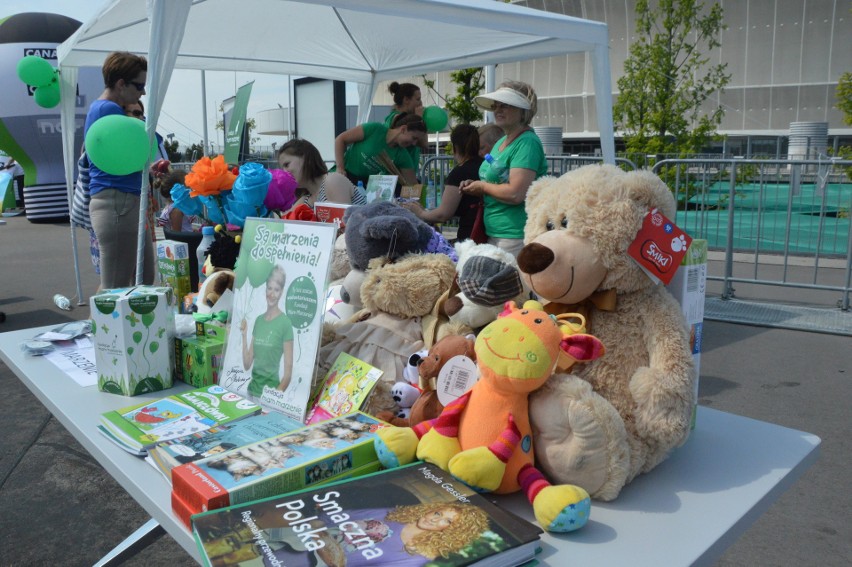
[84,51,155,289]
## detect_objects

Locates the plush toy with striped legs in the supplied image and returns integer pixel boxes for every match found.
[374,300,605,532]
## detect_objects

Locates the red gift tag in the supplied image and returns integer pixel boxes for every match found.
[627,208,692,285]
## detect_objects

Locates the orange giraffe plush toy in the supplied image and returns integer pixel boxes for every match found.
[374,300,605,532]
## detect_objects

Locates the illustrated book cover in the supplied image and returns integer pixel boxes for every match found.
[191,461,542,567]
[147,411,304,480]
[171,412,387,520]
[218,218,337,422]
[98,385,261,455]
[305,352,383,424]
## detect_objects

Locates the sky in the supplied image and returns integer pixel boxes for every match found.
[5,0,359,151]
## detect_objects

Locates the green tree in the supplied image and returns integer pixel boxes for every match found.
[163,138,181,162]
[613,0,731,160]
[832,71,852,180]
[184,141,206,162]
[422,68,485,125]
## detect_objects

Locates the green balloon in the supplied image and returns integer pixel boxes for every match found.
[34,83,61,108]
[285,276,319,329]
[17,56,56,87]
[423,106,448,132]
[85,115,149,175]
[246,258,275,288]
[234,258,248,288]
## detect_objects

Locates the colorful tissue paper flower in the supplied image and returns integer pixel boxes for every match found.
[199,193,228,224]
[232,162,272,205]
[185,155,236,197]
[224,198,268,229]
[265,169,298,212]
[283,203,317,222]
[170,183,203,216]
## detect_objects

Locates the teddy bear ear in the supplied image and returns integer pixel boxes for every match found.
[525,175,557,206]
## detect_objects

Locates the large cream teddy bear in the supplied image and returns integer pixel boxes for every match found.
[518,164,696,501]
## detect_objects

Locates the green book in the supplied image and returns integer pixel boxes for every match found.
[98,385,262,455]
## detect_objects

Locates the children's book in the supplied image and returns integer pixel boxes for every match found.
[305,352,383,424]
[98,385,262,455]
[192,461,542,567]
[146,411,304,480]
[364,174,397,203]
[218,218,337,422]
[171,412,387,521]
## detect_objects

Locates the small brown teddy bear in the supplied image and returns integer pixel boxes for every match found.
[318,253,457,417]
[408,333,477,427]
[518,164,696,501]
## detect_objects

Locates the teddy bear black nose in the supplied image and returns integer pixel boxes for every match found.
[517,243,554,275]
[340,287,351,304]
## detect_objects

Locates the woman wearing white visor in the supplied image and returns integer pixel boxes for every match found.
[459,80,547,257]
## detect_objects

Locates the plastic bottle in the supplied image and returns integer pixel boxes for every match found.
[483,153,509,183]
[197,226,216,287]
[426,178,437,209]
[356,180,365,199]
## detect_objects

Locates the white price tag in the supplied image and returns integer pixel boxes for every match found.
[436,355,479,406]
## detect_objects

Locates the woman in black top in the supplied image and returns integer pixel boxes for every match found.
[401,124,483,241]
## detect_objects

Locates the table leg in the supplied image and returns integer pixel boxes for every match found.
[93,518,165,567]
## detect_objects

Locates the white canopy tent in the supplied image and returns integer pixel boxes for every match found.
[57,0,614,297]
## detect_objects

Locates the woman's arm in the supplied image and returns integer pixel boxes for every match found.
[459,167,536,205]
[334,125,365,176]
[399,168,418,186]
[168,207,185,231]
[277,340,294,391]
[402,184,462,223]
[240,319,254,370]
[322,172,356,204]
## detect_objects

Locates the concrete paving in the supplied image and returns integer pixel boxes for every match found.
[0,216,849,566]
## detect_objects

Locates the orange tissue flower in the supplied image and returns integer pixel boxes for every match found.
[185,155,237,197]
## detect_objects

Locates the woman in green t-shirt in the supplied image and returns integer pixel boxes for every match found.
[240,265,294,399]
[334,112,428,187]
[383,81,423,128]
[459,81,548,258]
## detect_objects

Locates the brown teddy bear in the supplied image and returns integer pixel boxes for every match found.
[518,164,696,501]
[318,253,457,418]
[408,333,477,427]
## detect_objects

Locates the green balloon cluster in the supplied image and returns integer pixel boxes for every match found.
[423,106,448,132]
[85,115,151,176]
[17,56,61,109]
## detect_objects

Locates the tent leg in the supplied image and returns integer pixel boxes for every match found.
[92,518,164,567]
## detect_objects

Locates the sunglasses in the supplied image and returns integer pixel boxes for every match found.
[128,80,146,92]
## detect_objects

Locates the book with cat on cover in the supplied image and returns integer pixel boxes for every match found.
[98,385,262,455]
[147,411,304,480]
[171,412,387,523]
[192,461,542,567]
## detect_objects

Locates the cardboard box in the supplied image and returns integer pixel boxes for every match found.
[156,240,192,306]
[171,412,387,517]
[175,323,226,387]
[666,239,707,429]
[90,286,176,396]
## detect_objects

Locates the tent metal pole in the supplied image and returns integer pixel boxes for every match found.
[201,70,209,152]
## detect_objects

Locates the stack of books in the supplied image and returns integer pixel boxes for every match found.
[98,385,262,456]
[170,412,388,527]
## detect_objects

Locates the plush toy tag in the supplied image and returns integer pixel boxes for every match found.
[436,355,479,406]
[627,208,692,285]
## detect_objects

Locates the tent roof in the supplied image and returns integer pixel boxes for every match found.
[58,0,609,84]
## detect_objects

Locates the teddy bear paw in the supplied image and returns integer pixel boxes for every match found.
[416,428,461,470]
[447,446,505,493]
[530,375,631,501]
[374,427,419,469]
[532,485,591,532]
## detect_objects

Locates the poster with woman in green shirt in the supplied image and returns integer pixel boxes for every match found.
[221,218,337,422]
